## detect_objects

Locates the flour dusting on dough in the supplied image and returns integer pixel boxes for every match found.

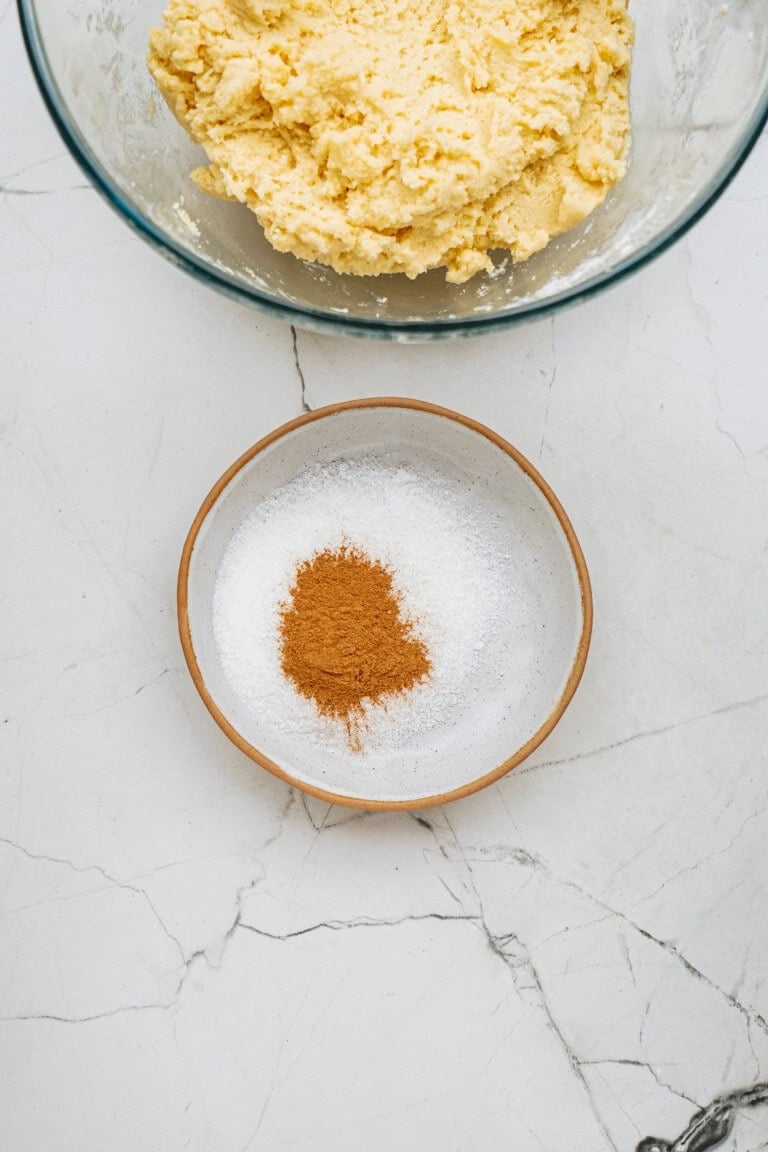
[148,0,633,282]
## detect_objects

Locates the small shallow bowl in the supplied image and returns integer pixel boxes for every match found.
[19,0,768,339]
[178,399,592,809]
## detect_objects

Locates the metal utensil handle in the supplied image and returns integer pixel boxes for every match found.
[636,1083,768,1152]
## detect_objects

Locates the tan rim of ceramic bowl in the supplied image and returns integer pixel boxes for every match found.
[178,398,593,810]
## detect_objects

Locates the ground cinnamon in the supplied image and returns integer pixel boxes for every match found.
[278,544,431,751]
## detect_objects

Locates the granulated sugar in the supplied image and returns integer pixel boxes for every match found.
[212,454,521,758]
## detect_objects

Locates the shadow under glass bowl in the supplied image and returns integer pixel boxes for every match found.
[18,0,768,340]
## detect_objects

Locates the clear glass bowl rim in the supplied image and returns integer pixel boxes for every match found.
[17,0,768,339]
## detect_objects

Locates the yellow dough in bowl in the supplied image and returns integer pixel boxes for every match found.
[148,0,633,282]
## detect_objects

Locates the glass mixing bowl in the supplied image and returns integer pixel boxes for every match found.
[18,0,768,339]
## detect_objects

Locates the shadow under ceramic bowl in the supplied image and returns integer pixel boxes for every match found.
[18,0,768,339]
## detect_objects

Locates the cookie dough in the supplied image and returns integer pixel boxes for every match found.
[149,0,633,282]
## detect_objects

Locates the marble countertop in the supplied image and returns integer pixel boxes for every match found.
[3,6,768,1150]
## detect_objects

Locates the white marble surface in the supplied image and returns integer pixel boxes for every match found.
[3,5,768,1149]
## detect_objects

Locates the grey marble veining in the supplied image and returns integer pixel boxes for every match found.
[2,5,768,1149]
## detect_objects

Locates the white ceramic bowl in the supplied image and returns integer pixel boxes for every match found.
[178,400,592,808]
